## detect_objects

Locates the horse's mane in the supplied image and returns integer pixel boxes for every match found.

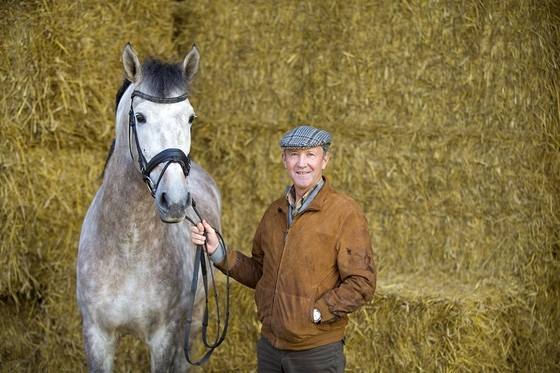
[115,78,132,112]
[102,59,192,181]
[100,78,131,180]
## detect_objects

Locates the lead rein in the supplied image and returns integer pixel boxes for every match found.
[184,198,230,366]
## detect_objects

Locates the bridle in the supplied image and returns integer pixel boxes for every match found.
[128,89,230,366]
[128,90,192,197]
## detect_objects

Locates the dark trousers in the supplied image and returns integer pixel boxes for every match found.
[257,336,345,373]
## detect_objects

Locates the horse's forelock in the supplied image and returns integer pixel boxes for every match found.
[140,59,189,98]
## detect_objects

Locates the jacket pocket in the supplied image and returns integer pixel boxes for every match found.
[272,292,319,343]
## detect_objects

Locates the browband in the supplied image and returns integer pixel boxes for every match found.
[131,90,188,104]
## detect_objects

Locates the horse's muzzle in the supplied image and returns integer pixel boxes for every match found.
[148,155,192,223]
[157,191,192,223]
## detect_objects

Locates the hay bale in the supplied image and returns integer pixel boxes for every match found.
[0,0,180,298]
[158,272,545,372]
[0,0,180,370]
[347,273,539,372]
[176,1,560,368]
[178,0,560,281]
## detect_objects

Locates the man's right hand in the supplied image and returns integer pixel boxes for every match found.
[190,220,219,255]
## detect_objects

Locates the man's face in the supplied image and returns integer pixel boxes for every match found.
[282,146,329,200]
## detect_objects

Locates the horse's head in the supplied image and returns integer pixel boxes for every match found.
[121,43,200,223]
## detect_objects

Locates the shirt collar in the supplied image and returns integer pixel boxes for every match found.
[285,179,325,219]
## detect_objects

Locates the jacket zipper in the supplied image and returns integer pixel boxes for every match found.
[269,210,292,344]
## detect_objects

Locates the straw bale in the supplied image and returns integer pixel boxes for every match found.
[1,0,560,371]
[177,0,560,370]
[0,0,179,296]
[1,0,186,370]
[346,273,536,372]
[178,0,560,282]
[156,272,544,373]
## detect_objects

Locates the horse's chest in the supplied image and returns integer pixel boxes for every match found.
[100,252,188,300]
[113,276,180,312]
[91,261,191,331]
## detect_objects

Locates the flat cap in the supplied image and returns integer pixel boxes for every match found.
[279,126,331,151]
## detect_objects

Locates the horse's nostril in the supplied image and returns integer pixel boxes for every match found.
[159,193,170,210]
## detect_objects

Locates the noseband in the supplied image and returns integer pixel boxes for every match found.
[128,90,191,197]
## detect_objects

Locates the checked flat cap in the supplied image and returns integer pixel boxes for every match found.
[279,126,331,151]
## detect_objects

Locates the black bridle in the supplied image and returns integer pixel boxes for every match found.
[128,90,192,197]
[128,90,230,365]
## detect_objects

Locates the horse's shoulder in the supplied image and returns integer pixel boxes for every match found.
[190,161,215,183]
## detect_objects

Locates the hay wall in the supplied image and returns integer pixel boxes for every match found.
[1,0,559,372]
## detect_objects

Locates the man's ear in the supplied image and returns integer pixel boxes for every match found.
[322,151,330,169]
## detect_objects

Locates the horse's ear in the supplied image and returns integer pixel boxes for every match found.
[122,43,143,84]
[182,45,200,87]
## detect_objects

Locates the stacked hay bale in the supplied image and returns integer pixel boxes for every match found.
[177,1,560,370]
[1,0,179,370]
[1,0,559,372]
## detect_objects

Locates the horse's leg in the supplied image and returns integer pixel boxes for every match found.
[148,325,182,373]
[82,318,118,373]
[172,341,192,373]
[173,293,205,373]
[172,318,201,373]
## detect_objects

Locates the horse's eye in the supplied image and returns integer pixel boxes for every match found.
[135,113,146,124]
[189,114,196,124]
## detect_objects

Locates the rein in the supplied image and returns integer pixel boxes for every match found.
[128,90,230,365]
[128,90,191,197]
[184,200,230,366]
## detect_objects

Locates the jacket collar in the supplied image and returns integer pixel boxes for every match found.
[286,178,325,226]
[280,176,331,214]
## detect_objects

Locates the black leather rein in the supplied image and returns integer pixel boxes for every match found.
[184,201,230,366]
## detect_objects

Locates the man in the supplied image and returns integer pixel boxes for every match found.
[191,126,376,372]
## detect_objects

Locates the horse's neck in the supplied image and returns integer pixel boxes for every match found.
[95,156,181,263]
[107,102,148,210]
[101,147,157,226]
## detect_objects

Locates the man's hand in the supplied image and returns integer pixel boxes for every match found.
[190,220,220,255]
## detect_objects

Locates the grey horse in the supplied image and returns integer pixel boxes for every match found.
[77,43,221,372]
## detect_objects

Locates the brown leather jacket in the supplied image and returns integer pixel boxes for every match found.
[216,177,376,350]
